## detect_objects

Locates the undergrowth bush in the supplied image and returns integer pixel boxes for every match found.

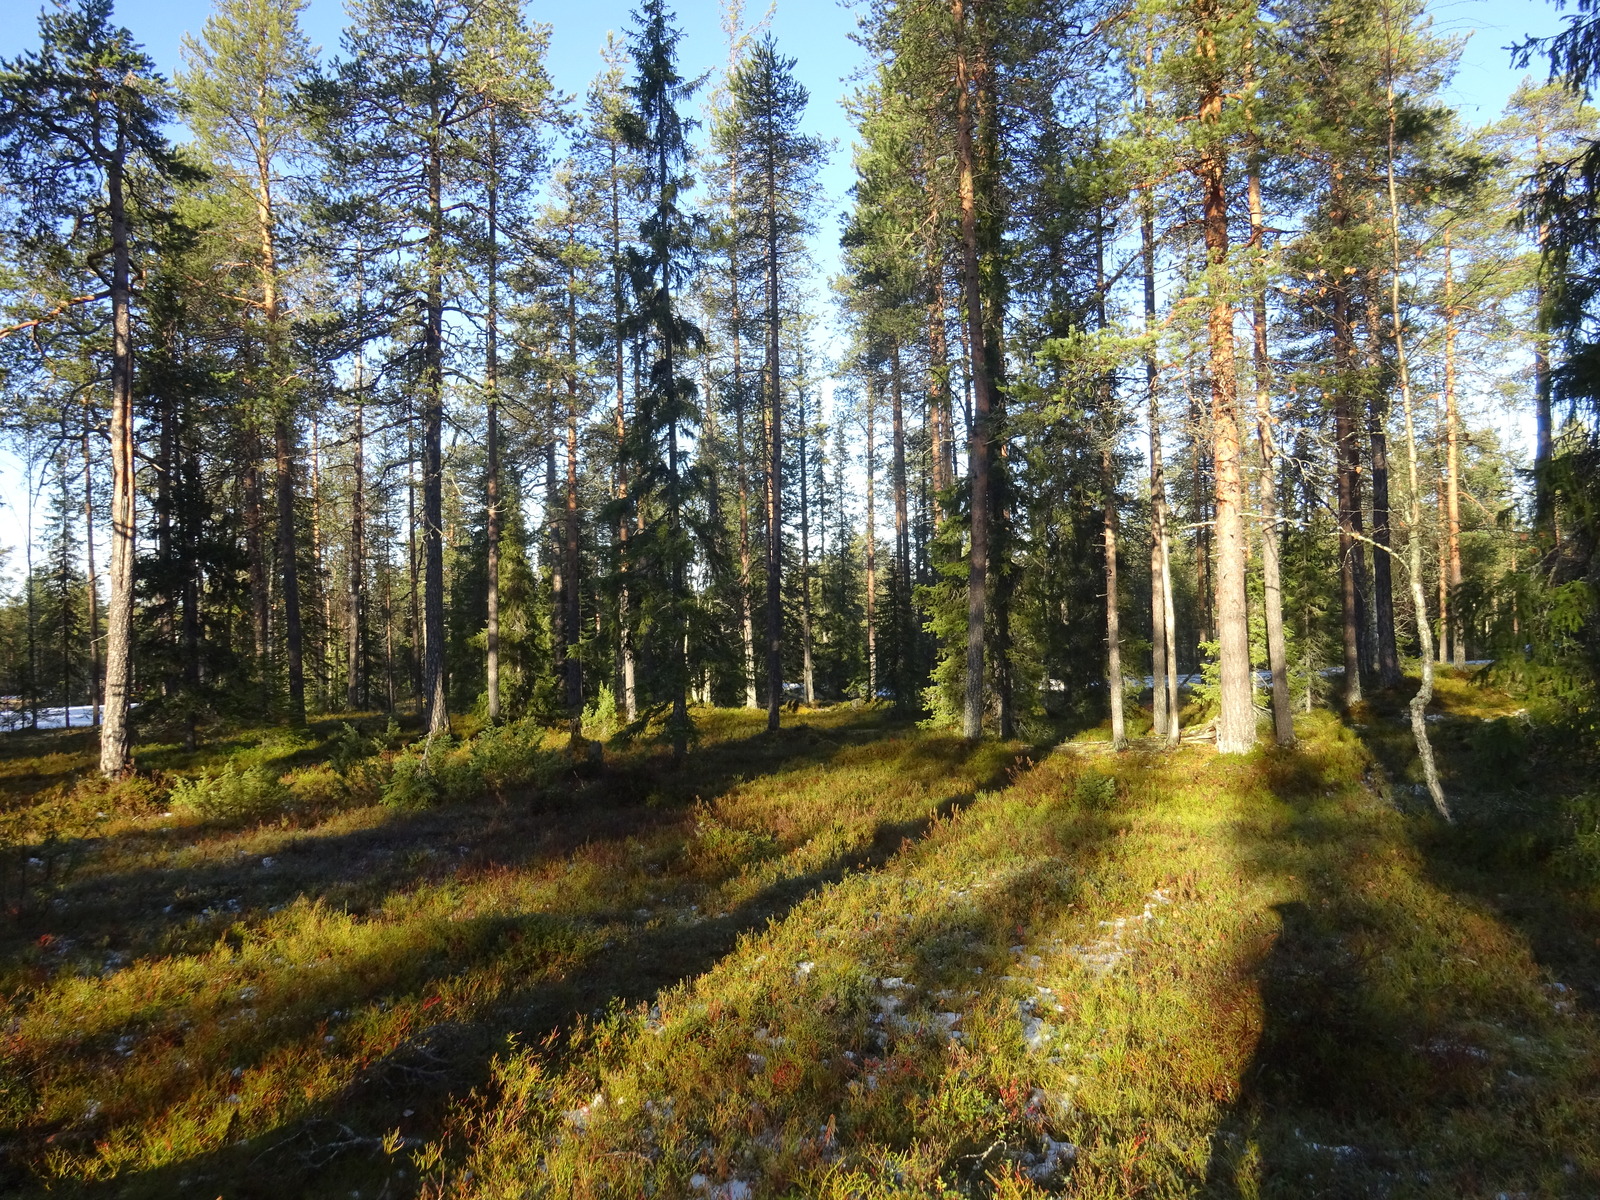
[1073,767,1118,809]
[583,685,618,740]
[284,762,348,812]
[686,801,778,869]
[379,719,556,811]
[382,753,439,811]
[169,763,290,822]
[1554,791,1600,882]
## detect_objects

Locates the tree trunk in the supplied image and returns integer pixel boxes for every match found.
[1436,445,1449,663]
[82,407,100,729]
[255,121,303,726]
[1533,122,1555,529]
[927,246,952,510]
[1248,162,1293,744]
[1141,151,1180,744]
[1382,44,1449,820]
[1103,445,1125,747]
[99,136,135,776]
[275,415,305,723]
[565,363,583,730]
[607,136,637,723]
[891,338,909,703]
[422,137,449,739]
[866,376,877,699]
[244,446,270,687]
[407,435,422,705]
[313,417,332,706]
[181,423,201,751]
[548,438,565,695]
[1332,271,1365,710]
[348,386,366,710]
[798,383,815,706]
[1197,5,1254,755]
[955,0,994,740]
[1442,228,1465,667]
[485,138,502,725]
[764,136,784,734]
[1364,298,1400,688]
[730,197,757,709]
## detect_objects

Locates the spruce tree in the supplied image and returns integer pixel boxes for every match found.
[622,0,703,760]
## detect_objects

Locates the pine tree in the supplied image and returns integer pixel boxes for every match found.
[0,0,195,773]
[313,0,549,738]
[180,0,317,724]
[721,33,824,729]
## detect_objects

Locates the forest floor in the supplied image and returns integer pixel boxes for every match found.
[0,671,1597,1199]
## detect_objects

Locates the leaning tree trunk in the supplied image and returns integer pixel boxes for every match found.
[1382,42,1449,821]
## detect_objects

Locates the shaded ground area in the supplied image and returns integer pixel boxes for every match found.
[1,676,1597,1198]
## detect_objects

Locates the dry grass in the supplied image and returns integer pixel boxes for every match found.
[0,678,1596,1199]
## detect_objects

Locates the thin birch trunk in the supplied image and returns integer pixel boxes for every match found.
[1382,13,1449,819]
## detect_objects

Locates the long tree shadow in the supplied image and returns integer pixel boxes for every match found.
[1,716,1041,1199]
[1204,722,1599,1198]
[1201,898,1419,1197]
[0,710,925,965]
[1343,686,1600,1022]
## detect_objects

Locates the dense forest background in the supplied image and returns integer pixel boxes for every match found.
[1,0,1598,776]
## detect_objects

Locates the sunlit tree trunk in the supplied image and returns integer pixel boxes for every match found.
[1248,153,1293,744]
[99,134,135,775]
[1442,227,1465,667]
[1196,0,1254,754]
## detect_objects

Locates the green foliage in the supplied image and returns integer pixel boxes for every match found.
[583,684,619,739]
[1554,790,1600,882]
[1072,766,1118,809]
[380,750,440,811]
[380,719,556,811]
[169,762,290,822]
[329,721,373,776]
